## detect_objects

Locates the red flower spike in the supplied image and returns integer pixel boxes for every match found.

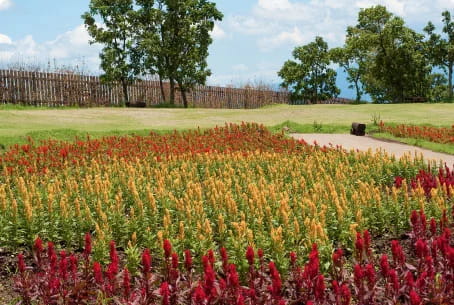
[109,240,119,265]
[33,237,43,254]
[207,249,215,266]
[430,217,437,236]
[246,246,255,266]
[142,249,152,274]
[160,282,170,305]
[409,289,422,305]
[289,252,297,266]
[315,274,325,301]
[258,248,264,259]
[163,239,172,258]
[184,249,192,271]
[69,255,78,278]
[93,262,103,284]
[332,248,343,266]
[171,252,179,269]
[84,233,92,257]
[228,264,240,287]
[193,285,206,304]
[123,268,131,299]
[18,253,26,274]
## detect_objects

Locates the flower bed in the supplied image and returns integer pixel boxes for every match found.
[378,122,454,144]
[14,210,454,304]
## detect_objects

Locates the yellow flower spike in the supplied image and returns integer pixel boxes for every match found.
[178,221,185,240]
[204,218,212,236]
[131,232,137,246]
[130,207,135,218]
[24,198,33,223]
[157,230,164,246]
[163,209,171,229]
[74,197,81,218]
[350,223,359,240]
[218,214,226,234]
[293,219,300,236]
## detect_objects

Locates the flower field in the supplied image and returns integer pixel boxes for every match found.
[1,122,454,304]
[378,122,454,144]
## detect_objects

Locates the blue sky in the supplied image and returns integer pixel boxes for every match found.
[1,0,453,99]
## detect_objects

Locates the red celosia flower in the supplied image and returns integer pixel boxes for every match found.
[123,268,131,299]
[332,248,343,266]
[193,285,206,304]
[184,249,192,271]
[409,289,422,305]
[204,263,215,293]
[380,256,390,277]
[142,249,152,274]
[171,252,179,269]
[419,210,427,233]
[160,282,170,305]
[391,240,405,265]
[34,237,43,254]
[163,240,172,258]
[332,280,340,295]
[69,255,78,278]
[47,241,56,260]
[109,240,119,265]
[18,253,26,274]
[405,271,415,288]
[207,249,215,266]
[430,218,437,236]
[258,248,264,259]
[388,269,399,293]
[415,239,428,259]
[228,264,240,287]
[84,233,92,258]
[394,176,403,188]
[355,233,364,261]
[341,283,351,305]
[411,210,419,229]
[59,251,68,280]
[289,252,297,266]
[93,262,103,284]
[314,274,325,301]
[364,263,375,288]
[237,294,245,305]
[363,230,371,256]
[220,247,228,271]
[353,264,364,287]
[246,246,255,266]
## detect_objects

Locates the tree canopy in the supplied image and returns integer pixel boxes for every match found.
[278,37,339,104]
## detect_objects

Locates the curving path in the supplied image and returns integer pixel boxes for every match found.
[290,133,454,166]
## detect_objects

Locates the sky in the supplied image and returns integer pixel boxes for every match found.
[0,0,453,99]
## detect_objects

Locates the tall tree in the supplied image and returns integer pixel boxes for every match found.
[424,10,454,100]
[83,0,138,106]
[278,36,340,104]
[330,41,367,103]
[348,5,432,103]
[136,0,222,107]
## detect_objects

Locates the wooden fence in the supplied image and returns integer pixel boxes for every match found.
[0,70,353,108]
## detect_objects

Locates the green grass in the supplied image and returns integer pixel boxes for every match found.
[1,103,453,149]
[370,132,454,155]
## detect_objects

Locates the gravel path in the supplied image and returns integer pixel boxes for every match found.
[290,134,454,166]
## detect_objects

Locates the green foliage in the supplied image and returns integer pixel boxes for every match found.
[135,0,223,107]
[278,37,340,103]
[424,10,454,100]
[346,5,432,103]
[82,0,139,106]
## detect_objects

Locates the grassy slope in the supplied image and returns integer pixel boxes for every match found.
[1,103,453,148]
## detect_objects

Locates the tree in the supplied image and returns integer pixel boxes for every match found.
[347,5,432,103]
[330,43,366,103]
[136,0,222,107]
[424,10,454,101]
[278,36,340,104]
[83,0,138,106]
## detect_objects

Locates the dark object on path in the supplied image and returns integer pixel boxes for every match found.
[351,122,366,136]
[126,101,147,108]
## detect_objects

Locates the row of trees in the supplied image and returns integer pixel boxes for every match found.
[82,0,222,107]
[279,6,454,104]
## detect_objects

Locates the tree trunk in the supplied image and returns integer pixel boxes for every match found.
[449,63,453,100]
[178,81,188,108]
[121,79,129,106]
[169,78,175,105]
[159,74,166,103]
[354,75,362,103]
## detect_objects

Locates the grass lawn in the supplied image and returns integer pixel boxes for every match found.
[1,103,453,148]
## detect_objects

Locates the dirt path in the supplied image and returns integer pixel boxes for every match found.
[291,134,454,166]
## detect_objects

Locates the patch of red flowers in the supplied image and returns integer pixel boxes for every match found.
[14,210,454,304]
[0,123,309,175]
[394,165,454,197]
[379,121,454,144]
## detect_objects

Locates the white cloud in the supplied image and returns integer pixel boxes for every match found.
[228,0,454,51]
[211,23,227,39]
[0,33,12,44]
[0,24,101,72]
[0,0,12,11]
